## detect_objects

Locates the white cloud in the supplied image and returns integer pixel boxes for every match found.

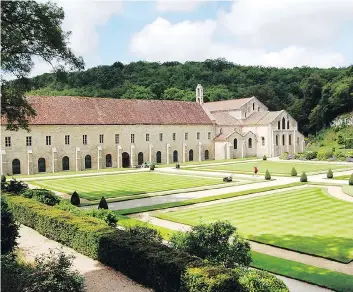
[30,0,122,77]
[156,0,201,12]
[130,0,352,67]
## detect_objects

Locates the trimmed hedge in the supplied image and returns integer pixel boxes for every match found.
[5,195,112,259]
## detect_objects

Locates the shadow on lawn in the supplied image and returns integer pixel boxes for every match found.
[250,233,353,263]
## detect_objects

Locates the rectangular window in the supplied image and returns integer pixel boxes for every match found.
[115,134,119,144]
[131,134,135,144]
[173,133,176,141]
[159,133,163,141]
[65,135,70,145]
[83,135,87,145]
[26,136,32,147]
[185,133,188,140]
[99,134,104,144]
[208,132,211,140]
[5,137,11,147]
[146,133,149,142]
[197,132,200,140]
[46,136,51,146]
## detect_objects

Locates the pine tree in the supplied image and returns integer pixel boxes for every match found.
[291,167,297,176]
[300,172,308,182]
[98,196,108,209]
[70,191,80,206]
[327,169,333,179]
[265,170,271,180]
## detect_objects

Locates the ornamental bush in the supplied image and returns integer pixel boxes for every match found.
[150,164,155,170]
[303,151,318,160]
[317,150,333,160]
[327,169,333,179]
[71,191,80,206]
[291,167,297,176]
[263,155,267,161]
[265,170,271,180]
[98,197,108,209]
[1,198,19,255]
[128,225,162,243]
[349,174,353,186]
[30,189,60,206]
[6,179,28,194]
[279,152,288,160]
[300,172,308,182]
[1,175,7,191]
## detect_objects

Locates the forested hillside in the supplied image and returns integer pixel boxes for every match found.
[28,59,353,135]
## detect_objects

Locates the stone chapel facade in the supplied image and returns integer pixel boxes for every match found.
[1,85,304,175]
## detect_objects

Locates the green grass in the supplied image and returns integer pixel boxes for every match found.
[189,160,352,176]
[334,174,352,180]
[30,172,223,200]
[157,187,353,263]
[252,252,353,292]
[343,185,353,197]
[116,183,303,215]
[115,213,353,292]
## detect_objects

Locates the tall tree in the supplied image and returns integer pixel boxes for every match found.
[1,0,84,131]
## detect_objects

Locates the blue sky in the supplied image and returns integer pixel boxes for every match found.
[31,0,353,76]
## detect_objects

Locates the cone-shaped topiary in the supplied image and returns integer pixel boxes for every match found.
[265,170,271,180]
[263,155,267,161]
[150,164,155,171]
[70,191,80,206]
[291,167,297,176]
[327,169,333,179]
[98,196,108,209]
[349,174,353,186]
[300,172,308,182]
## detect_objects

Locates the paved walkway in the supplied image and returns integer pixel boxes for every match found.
[18,225,151,292]
[132,214,353,276]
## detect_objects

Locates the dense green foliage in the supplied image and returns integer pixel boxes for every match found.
[27,60,353,134]
[5,179,28,194]
[300,172,308,182]
[128,225,163,243]
[22,188,60,206]
[265,170,271,180]
[1,250,85,292]
[1,198,19,254]
[170,221,251,268]
[98,196,108,209]
[1,0,84,131]
[71,191,80,206]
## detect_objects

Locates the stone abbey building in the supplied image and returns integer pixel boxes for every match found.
[1,85,304,175]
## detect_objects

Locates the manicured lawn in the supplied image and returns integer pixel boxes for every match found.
[157,187,353,263]
[334,174,352,180]
[343,185,353,197]
[252,252,353,292]
[30,172,223,200]
[189,160,352,176]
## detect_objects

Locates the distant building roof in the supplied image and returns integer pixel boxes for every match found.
[211,112,241,126]
[243,111,283,126]
[203,97,252,112]
[7,96,213,126]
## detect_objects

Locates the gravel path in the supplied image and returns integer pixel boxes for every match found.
[18,225,151,292]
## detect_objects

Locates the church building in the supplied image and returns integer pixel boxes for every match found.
[1,85,304,175]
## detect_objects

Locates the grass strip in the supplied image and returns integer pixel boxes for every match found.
[251,251,353,292]
[342,185,353,197]
[115,182,303,215]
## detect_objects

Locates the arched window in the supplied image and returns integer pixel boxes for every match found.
[261,137,265,146]
[248,138,252,149]
[287,121,290,129]
[62,156,69,171]
[233,138,238,150]
[106,154,112,167]
[282,134,285,146]
[205,150,209,160]
[173,150,178,162]
[156,151,161,163]
[12,159,21,175]
[278,121,280,129]
[38,158,46,172]
[138,152,143,165]
[276,135,279,146]
[189,149,194,161]
[282,117,286,129]
[289,134,292,146]
[253,103,255,110]
[85,155,92,169]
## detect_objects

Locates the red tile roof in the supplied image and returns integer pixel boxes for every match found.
[5,96,213,126]
[202,97,253,112]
